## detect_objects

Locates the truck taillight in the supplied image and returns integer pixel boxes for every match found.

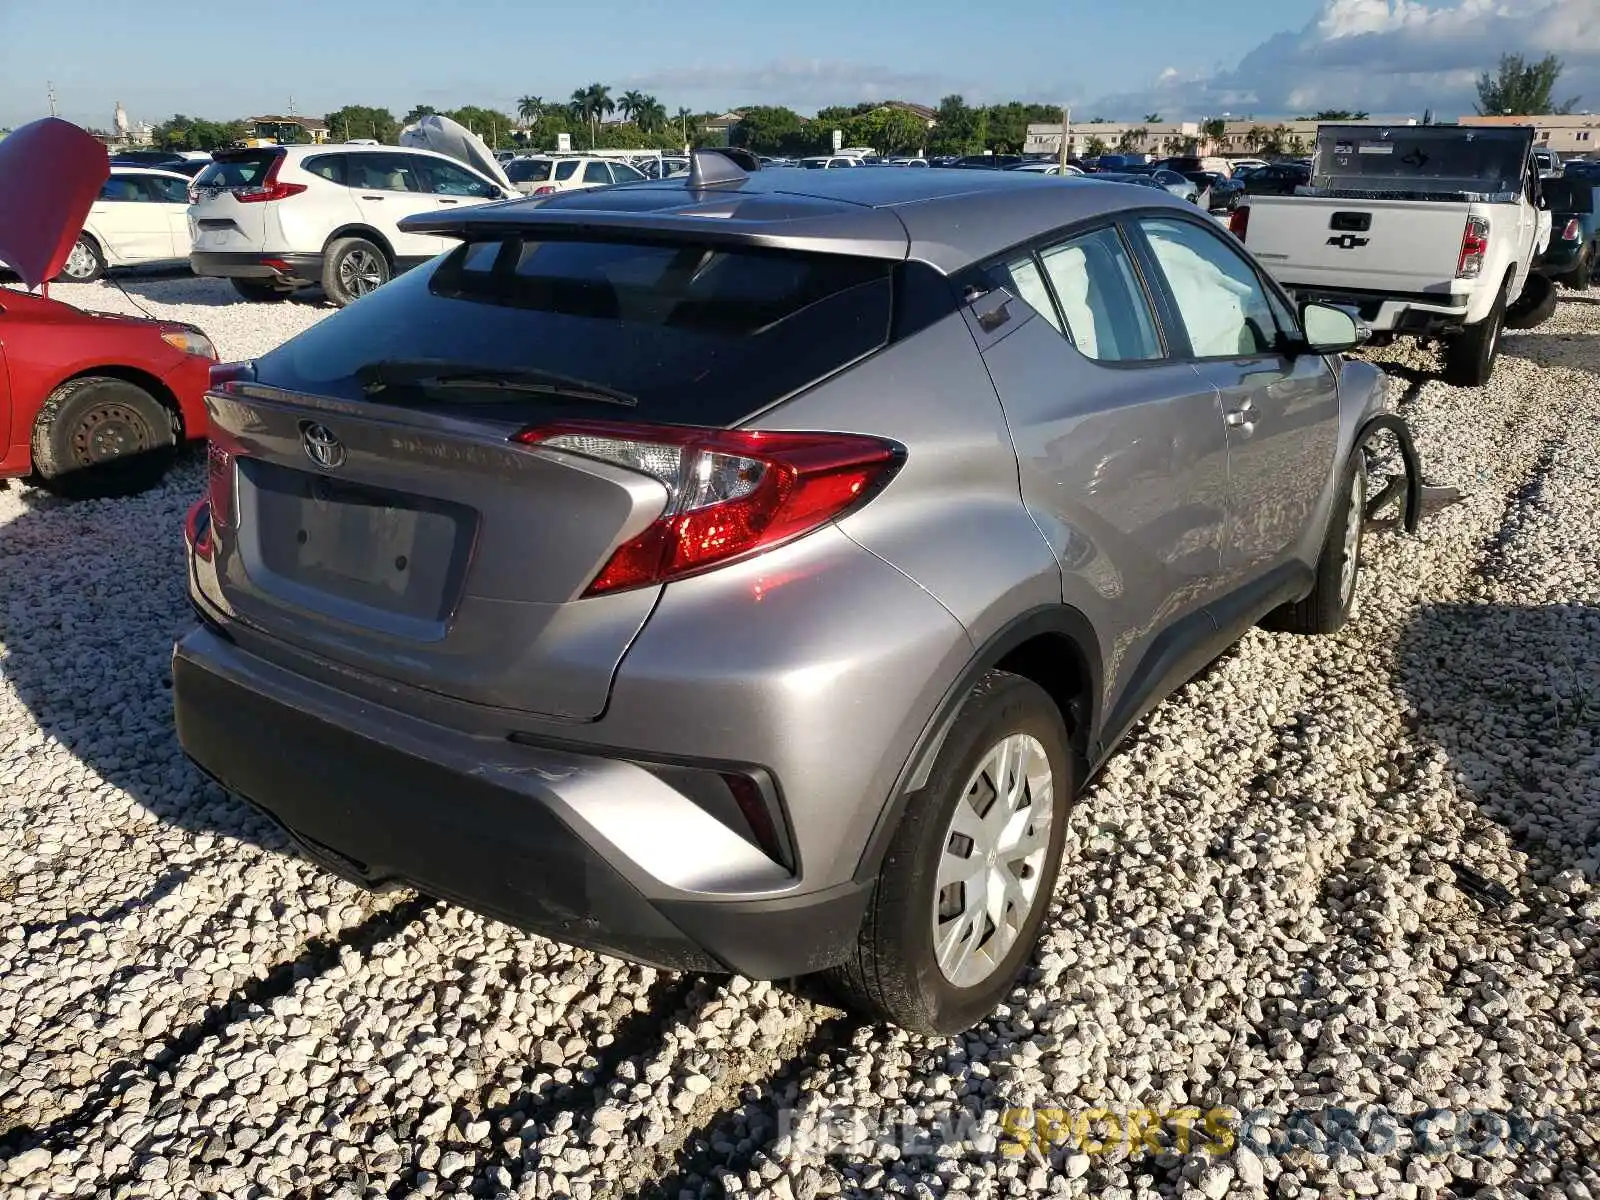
[1228,205,1250,241]
[513,421,903,595]
[1562,218,1581,241]
[1457,216,1490,279]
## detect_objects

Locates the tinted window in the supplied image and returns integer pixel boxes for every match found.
[100,176,146,201]
[1037,226,1162,362]
[303,155,346,185]
[150,175,191,203]
[1139,217,1284,357]
[554,159,580,181]
[254,237,896,427]
[507,159,554,183]
[345,153,421,192]
[194,151,280,189]
[583,161,611,184]
[415,158,491,196]
[612,162,647,183]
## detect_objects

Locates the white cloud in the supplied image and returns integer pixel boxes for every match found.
[1088,0,1600,119]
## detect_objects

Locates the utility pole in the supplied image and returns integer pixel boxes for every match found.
[1058,105,1070,172]
[47,82,58,118]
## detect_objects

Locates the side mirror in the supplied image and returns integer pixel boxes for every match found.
[1298,301,1366,354]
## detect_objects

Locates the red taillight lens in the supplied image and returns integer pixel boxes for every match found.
[515,421,902,595]
[1562,218,1581,241]
[533,184,557,195]
[184,498,212,560]
[1228,204,1250,241]
[232,153,306,203]
[207,442,237,530]
[1457,215,1490,279]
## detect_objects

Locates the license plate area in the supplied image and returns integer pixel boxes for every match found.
[242,458,475,623]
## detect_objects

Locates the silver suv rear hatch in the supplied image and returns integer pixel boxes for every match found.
[200,227,902,720]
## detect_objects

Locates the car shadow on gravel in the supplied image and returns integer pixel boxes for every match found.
[1396,601,1600,893]
[0,463,298,859]
[115,275,332,309]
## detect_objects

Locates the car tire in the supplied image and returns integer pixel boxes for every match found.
[56,235,105,284]
[30,376,178,499]
[826,671,1073,1035]
[1565,245,1593,291]
[1442,280,1509,387]
[1263,453,1366,636]
[1503,271,1558,331]
[230,278,294,303]
[321,237,390,307]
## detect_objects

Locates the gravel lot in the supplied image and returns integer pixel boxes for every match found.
[2,275,1597,1200]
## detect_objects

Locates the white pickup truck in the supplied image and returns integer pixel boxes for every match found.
[1229,123,1554,386]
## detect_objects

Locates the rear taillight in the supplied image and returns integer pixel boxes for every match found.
[184,498,212,560]
[207,443,237,531]
[1457,216,1490,279]
[514,421,902,595]
[1229,205,1250,241]
[233,154,306,203]
[1562,217,1581,241]
[533,184,557,195]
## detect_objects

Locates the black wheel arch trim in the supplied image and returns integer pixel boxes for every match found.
[1354,412,1424,533]
[852,604,1102,884]
[323,225,396,266]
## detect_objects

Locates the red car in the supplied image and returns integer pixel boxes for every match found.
[0,118,217,498]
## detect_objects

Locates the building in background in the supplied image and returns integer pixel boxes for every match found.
[246,115,330,145]
[1459,114,1600,154]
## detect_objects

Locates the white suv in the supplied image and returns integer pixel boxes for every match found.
[187,144,514,306]
[504,155,648,196]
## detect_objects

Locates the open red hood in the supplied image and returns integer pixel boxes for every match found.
[0,118,110,290]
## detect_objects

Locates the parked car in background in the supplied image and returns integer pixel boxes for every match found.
[1233,123,1554,386]
[174,153,1407,1035]
[51,167,195,283]
[512,156,649,196]
[886,157,931,168]
[800,155,861,169]
[1562,159,1600,182]
[0,118,217,498]
[1088,171,1175,199]
[1184,171,1245,211]
[1008,162,1084,176]
[1238,162,1311,195]
[1229,158,1270,173]
[109,149,190,170]
[1154,155,1234,178]
[1148,168,1201,203]
[186,143,516,306]
[950,154,1024,170]
[1533,147,1563,177]
[1535,175,1598,289]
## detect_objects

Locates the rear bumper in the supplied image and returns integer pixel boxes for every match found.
[172,625,870,978]
[189,251,321,287]
[1282,285,1471,335]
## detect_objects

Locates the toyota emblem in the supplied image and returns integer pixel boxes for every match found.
[301,423,346,470]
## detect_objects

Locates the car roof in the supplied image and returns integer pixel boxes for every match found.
[402,166,1191,273]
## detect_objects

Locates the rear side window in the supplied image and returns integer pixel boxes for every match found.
[612,163,647,183]
[194,152,280,189]
[1037,227,1162,362]
[583,162,611,184]
[554,160,581,181]
[254,237,899,427]
[507,159,553,183]
[303,155,346,185]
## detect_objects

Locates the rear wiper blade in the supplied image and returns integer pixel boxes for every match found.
[358,360,637,407]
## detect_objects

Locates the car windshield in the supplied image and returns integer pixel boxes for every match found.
[506,159,554,183]
[253,236,898,427]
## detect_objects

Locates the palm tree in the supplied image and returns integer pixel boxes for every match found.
[676,106,694,147]
[517,95,544,126]
[1247,124,1271,153]
[580,82,614,146]
[619,90,647,125]
[636,96,666,134]
[1144,111,1163,123]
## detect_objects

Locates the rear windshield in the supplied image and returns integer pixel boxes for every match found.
[252,236,897,426]
[194,151,281,189]
[506,159,554,183]
[1313,128,1528,195]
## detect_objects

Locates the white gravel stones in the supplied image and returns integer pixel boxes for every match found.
[1,275,1598,1199]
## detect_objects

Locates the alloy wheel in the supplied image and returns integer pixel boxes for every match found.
[338,249,385,298]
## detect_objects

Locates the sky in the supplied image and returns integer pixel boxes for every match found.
[1,0,1597,132]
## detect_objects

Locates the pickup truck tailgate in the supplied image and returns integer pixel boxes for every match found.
[1243,196,1470,296]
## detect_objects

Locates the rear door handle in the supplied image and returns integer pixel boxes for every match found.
[437,198,459,205]
[360,194,384,200]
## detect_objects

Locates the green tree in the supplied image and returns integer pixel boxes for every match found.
[674,106,694,149]
[1476,53,1578,115]
[568,82,614,147]
[1085,135,1111,157]
[1312,109,1370,120]
[325,105,398,143]
[840,107,929,156]
[1117,126,1148,152]
[153,114,245,151]
[618,90,647,124]
[517,95,545,126]
[982,102,1031,153]
[1201,117,1228,143]
[731,105,805,155]
[402,104,437,126]
[928,94,979,155]
[1144,112,1163,123]
[1246,124,1271,152]
[444,106,515,147]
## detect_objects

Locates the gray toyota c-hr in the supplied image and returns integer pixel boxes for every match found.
[175,152,1420,1034]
